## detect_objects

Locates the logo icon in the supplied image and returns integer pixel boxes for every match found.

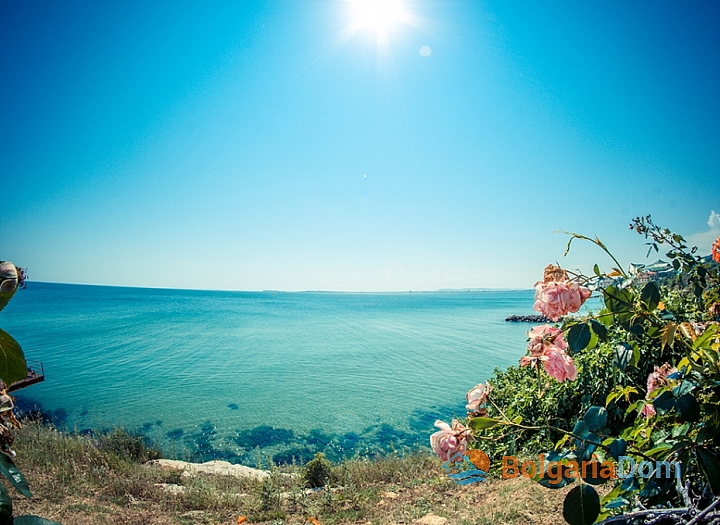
[442,449,490,485]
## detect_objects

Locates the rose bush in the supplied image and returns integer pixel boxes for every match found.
[432,217,720,525]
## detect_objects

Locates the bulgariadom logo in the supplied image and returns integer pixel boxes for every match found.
[443,451,683,486]
[441,450,491,485]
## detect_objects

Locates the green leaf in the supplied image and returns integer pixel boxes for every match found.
[640,281,661,311]
[697,426,719,445]
[0,453,31,498]
[631,343,641,367]
[567,323,592,353]
[0,290,17,314]
[672,380,694,397]
[658,309,676,321]
[653,391,675,415]
[603,286,633,314]
[536,474,574,489]
[696,447,720,495]
[693,282,703,298]
[0,330,27,387]
[593,264,601,277]
[605,390,620,407]
[586,330,599,350]
[608,439,627,461]
[589,320,607,341]
[626,400,642,415]
[572,420,590,440]
[604,496,630,510]
[563,484,600,525]
[535,467,575,489]
[695,324,720,350]
[468,417,500,430]
[583,407,608,433]
[579,461,608,485]
[676,394,700,423]
[646,443,673,458]
[0,483,11,525]
[597,309,613,327]
[672,423,690,438]
[626,322,644,336]
[13,517,63,525]
[651,428,669,444]
[533,451,575,489]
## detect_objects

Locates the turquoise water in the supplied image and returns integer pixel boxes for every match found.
[2,283,537,465]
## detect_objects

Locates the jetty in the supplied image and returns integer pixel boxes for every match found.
[1,360,45,392]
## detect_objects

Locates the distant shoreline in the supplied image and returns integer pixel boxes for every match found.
[25,281,534,295]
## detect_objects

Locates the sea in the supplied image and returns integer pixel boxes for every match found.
[2,282,539,466]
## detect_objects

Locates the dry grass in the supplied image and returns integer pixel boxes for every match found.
[10,421,574,524]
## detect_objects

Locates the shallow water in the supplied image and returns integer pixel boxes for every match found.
[3,283,537,465]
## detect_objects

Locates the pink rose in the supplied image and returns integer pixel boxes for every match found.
[430,420,472,462]
[541,347,577,382]
[521,324,576,383]
[641,403,656,418]
[527,324,567,356]
[647,363,676,394]
[561,352,577,381]
[466,381,492,412]
[520,356,535,368]
[642,363,676,418]
[712,236,720,264]
[533,281,592,322]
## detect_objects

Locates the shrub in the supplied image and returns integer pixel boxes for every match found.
[304,452,332,488]
[97,428,162,463]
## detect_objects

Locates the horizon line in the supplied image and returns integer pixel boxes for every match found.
[26,280,534,295]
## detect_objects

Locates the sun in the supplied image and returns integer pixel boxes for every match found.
[334,0,419,57]
[350,0,407,34]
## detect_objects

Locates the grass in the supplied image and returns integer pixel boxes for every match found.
[9,420,573,524]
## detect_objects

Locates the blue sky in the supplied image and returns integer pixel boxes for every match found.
[1,0,719,291]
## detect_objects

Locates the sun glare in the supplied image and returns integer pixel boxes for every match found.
[351,0,406,33]
[333,0,420,59]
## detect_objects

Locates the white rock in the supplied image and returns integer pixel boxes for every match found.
[414,514,448,525]
[149,459,270,480]
[154,483,187,495]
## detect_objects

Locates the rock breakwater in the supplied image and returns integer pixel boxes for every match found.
[504,314,551,323]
